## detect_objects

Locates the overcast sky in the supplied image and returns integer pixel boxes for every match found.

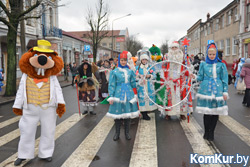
[58,0,232,48]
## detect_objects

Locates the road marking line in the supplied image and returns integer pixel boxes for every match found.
[0,114,84,167]
[129,113,158,167]
[0,116,20,129]
[62,116,114,167]
[0,122,40,147]
[180,116,229,167]
[219,116,250,147]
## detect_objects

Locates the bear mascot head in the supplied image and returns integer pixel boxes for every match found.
[13,40,66,117]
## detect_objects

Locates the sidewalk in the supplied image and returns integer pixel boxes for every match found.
[0,75,72,105]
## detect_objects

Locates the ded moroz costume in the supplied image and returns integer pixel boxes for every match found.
[162,41,193,120]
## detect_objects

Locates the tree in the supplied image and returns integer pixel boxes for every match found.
[126,35,143,56]
[85,0,109,63]
[160,40,169,55]
[0,0,42,96]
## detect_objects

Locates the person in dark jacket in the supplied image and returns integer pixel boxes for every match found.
[69,62,78,86]
[192,55,201,74]
[99,60,112,100]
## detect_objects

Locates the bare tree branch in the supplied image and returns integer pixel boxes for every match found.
[0,16,10,27]
[18,0,42,19]
[18,15,41,21]
[0,1,10,17]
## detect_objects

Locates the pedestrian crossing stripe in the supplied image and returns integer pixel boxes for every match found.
[0,114,85,167]
[1,113,250,167]
[62,116,114,167]
[188,116,230,167]
[219,116,250,147]
[0,116,20,129]
[129,113,158,167]
[180,116,228,167]
[0,122,40,147]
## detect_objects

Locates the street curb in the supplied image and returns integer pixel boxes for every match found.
[0,83,72,106]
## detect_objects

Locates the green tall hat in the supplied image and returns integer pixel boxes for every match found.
[149,44,162,61]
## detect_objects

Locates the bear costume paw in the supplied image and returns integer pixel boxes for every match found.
[56,103,66,118]
[13,108,23,115]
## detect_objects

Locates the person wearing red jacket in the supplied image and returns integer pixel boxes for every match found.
[232,59,238,83]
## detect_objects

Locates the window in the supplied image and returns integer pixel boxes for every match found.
[102,43,107,47]
[227,14,232,25]
[207,25,211,35]
[226,38,230,55]
[232,37,237,55]
[245,44,248,58]
[215,19,219,31]
[49,8,54,29]
[116,42,120,51]
[234,7,238,21]
[109,43,112,48]
[221,15,224,28]
[220,40,224,50]
[247,5,250,26]
[25,0,32,26]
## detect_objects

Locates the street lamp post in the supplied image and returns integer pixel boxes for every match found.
[111,13,131,58]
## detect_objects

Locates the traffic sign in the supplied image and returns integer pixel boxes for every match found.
[207,40,214,44]
[84,45,91,51]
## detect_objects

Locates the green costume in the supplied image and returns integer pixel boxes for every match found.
[149,45,167,106]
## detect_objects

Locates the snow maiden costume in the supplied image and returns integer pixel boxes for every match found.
[136,53,157,120]
[195,43,229,141]
[107,51,140,141]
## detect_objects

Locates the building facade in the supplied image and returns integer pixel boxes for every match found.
[187,0,240,65]
[239,0,250,58]
[0,0,62,80]
[69,28,129,58]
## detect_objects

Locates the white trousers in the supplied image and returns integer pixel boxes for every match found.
[18,104,57,159]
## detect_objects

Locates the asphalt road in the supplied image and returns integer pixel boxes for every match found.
[0,84,249,167]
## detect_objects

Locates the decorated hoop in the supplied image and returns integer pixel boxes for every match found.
[142,60,194,110]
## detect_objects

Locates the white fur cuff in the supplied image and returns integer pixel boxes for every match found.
[107,97,120,102]
[223,92,229,99]
[129,95,138,103]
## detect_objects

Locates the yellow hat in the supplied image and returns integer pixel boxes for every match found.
[33,40,54,53]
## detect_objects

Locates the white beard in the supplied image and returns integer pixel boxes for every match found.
[168,49,184,63]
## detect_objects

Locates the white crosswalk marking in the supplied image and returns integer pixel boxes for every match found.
[0,116,20,129]
[219,116,250,147]
[1,111,250,167]
[0,114,84,167]
[129,113,158,167]
[62,116,114,167]
[180,116,229,167]
[0,122,40,147]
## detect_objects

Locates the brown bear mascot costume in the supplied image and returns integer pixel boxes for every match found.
[12,40,66,166]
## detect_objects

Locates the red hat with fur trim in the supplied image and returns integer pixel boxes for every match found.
[170,41,180,48]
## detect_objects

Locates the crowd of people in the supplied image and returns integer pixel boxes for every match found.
[68,41,250,143]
